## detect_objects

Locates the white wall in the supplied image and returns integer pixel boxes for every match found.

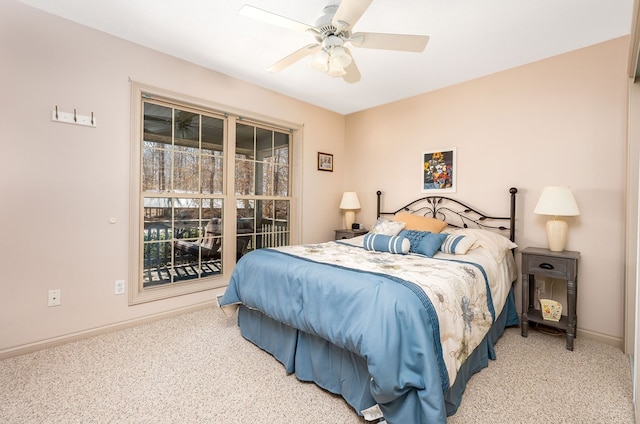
[345,37,630,343]
[0,1,346,355]
[0,0,630,354]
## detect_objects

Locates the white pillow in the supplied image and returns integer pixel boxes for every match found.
[442,228,516,261]
[370,218,406,236]
[439,233,476,255]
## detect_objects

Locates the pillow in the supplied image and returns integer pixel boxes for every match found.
[442,228,517,261]
[439,234,476,255]
[363,233,410,254]
[370,218,406,236]
[414,232,448,257]
[398,230,448,257]
[393,212,447,233]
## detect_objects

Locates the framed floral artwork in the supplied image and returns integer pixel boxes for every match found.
[422,148,456,193]
[318,152,333,172]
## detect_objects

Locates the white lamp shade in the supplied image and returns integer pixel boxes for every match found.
[534,186,580,217]
[339,192,361,210]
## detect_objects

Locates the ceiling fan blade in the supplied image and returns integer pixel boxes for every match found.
[342,49,361,83]
[350,32,429,52]
[239,5,314,34]
[332,0,373,32]
[267,44,321,73]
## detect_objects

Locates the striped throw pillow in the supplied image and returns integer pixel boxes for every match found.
[439,234,476,255]
[363,233,410,254]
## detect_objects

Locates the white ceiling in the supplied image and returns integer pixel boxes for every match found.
[19,0,634,115]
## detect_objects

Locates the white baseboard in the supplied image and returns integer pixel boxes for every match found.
[0,300,217,361]
[577,327,624,350]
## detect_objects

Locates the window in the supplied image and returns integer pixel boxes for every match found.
[129,83,298,304]
[235,123,290,259]
[141,101,225,288]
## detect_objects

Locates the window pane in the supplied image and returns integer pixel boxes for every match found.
[236,123,255,160]
[144,197,172,228]
[173,151,199,193]
[202,155,223,194]
[235,159,255,195]
[143,241,173,286]
[274,132,289,162]
[174,110,199,147]
[256,128,272,161]
[143,103,173,192]
[143,197,174,285]
[202,115,224,152]
[203,198,223,220]
[274,164,289,196]
[142,145,171,192]
[257,159,274,196]
[236,199,255,262]
[174,198,201,240]
[236,199,255,219]
[144,103,172,148]
[202,115,224,195]
[274,199,290,222]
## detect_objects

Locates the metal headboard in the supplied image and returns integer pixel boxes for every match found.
[376,187,518,242]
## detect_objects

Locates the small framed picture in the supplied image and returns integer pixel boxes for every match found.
[318,152,333,172]
[422,148,456,193]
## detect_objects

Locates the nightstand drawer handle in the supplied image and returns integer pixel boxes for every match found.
[539,263,554,270]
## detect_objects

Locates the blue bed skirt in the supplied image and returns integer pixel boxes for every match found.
[236,289,519,421]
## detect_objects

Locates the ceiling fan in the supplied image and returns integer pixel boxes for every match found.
[240,0,430,83]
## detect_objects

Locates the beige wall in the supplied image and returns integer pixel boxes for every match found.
[345,37,630,342]
[0,0,630,355]
[0,1,346,355]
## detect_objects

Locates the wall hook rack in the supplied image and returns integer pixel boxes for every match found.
[52,106,97,128]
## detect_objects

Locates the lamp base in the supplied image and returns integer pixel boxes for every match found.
[344,210,355,230]
[546,217,568,252]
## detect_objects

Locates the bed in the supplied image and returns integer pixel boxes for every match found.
[218,188,519,423]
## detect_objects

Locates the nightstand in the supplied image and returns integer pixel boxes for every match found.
[335,229,367,240]
[520,247,580,351]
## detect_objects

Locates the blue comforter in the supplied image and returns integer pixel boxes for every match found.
[219,242,514,423]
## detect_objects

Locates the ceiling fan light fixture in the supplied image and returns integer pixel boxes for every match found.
[311,49,330,72]
[327,56,346,77]
[331,46,352,67]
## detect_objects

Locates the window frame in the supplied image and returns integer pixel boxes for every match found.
[128,82,302,305]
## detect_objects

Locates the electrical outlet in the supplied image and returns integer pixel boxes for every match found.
[48,289,61,307]
[115,280,125,295]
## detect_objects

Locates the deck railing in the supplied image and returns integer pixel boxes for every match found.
[143,219,289,269]
[259,222,289,248]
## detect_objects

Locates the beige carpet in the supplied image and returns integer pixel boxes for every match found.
[0,307,634,423]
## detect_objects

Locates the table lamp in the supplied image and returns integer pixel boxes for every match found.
[339,192,361,230]
[533,186,581,252]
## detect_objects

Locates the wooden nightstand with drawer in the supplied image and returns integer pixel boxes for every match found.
[520,247,580,351]
[335,229,367,240]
